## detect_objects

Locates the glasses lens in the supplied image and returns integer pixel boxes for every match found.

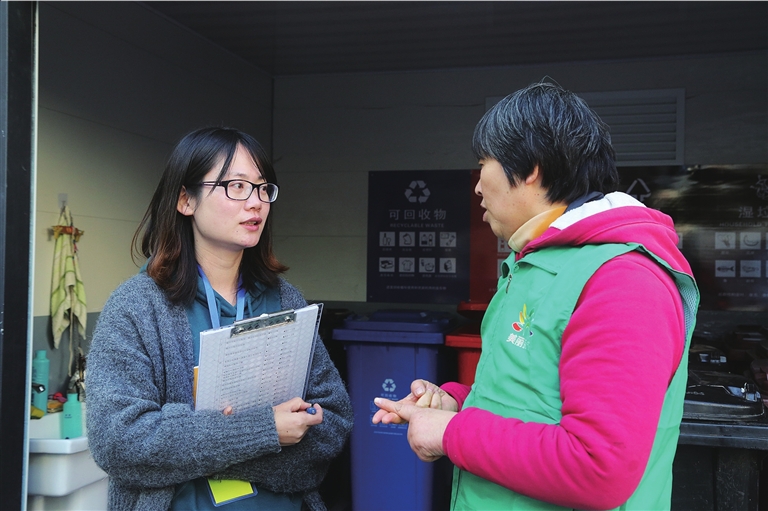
[226,180,251,200]
[258,183,279,203]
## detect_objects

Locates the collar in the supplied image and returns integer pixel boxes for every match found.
[198,265,245,329]
[508,206,567,253]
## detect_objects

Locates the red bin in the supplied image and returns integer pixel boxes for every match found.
[445,322,482,386]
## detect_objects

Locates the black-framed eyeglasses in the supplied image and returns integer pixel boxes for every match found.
[197,180,279,203]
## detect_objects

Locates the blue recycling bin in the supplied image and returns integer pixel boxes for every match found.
[333,310,455,511]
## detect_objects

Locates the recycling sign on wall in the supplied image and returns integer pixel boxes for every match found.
[367,170,471,304]
[405,180,430,203]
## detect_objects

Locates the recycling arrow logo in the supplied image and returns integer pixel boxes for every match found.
[626,179,651,203]
[405,180,430,203]
[382,378,396,392]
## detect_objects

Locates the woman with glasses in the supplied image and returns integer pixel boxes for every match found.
[86,126,354,511]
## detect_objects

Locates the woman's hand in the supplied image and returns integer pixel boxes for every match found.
[372,379,457,425]
[373,398,455,462]
[273,397,323,446]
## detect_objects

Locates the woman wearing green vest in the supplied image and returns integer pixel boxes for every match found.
[374,82,699,510]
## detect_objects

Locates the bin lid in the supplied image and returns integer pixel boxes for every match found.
[457,301,488,322]
[340,309,454,333]
[683,370,765,421]
[445,323,482,348]
[331,328,445,345]
[331,309,454,345]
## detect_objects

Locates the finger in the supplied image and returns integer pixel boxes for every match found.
[373,398,409,424]
[373,397,398,413]
[424,392,441,408]
[307,404,324,422]
[384,412,406,424]
[222,406,233,416]
[371,408,385,424]
[390,400,414,422]
[415,388,433,408]
[291,397,307,412]
[431,390,442,409]
[273,397,303,413]
[411,380,428,398]
[372,409,405,425]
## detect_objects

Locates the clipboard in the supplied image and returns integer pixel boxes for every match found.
[194,303,323,412]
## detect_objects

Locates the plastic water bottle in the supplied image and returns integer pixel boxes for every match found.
[31,350,49,415]
[61,393,83,439]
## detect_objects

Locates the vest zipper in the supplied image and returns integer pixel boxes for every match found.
[505,273,513,293]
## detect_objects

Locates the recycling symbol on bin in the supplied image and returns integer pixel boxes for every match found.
[405,180,430,203]
[382,378,397,392]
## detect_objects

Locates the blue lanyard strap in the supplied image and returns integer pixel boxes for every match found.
[198,265,245,329]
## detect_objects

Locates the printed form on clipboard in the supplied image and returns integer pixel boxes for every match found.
[194,303,323,412]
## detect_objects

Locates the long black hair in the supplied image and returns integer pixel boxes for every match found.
[132,126,288,304]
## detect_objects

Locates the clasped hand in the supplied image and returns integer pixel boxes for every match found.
[372,379,458,462]
[273,397,323,446]
[223,397,322,446]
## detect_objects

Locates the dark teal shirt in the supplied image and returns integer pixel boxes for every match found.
[185,275,281,365]
[174,274,291,510]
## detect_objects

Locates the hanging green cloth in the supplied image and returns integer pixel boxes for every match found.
[50,205,87,349]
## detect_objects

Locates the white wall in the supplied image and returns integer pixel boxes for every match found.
[34,1,274,318]
[34,0,768,314]
[272,52,768,302]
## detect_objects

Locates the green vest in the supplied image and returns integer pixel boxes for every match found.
[451,243,699,511]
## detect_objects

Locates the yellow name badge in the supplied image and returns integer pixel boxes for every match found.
[206,478,256,506]
[193,366,199,405]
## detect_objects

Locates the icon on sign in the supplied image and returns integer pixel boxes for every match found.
[379,258,395,272]
[715,260,735,278]
[419,258,435,272]
[740,232,761,250]
[626,179,651,203]
[405,180,430,203]
[440,258,456,273]
[440,232,457,247]
[399,258,415,272]
[715,232,735,250]
[740,260,761,278]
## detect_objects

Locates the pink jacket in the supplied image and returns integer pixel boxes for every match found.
[442,195,694,509]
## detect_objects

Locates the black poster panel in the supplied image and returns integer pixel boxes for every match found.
[367,170,471,304]
[618,165,768,312]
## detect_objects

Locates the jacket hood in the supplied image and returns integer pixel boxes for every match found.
[523,192,693,276]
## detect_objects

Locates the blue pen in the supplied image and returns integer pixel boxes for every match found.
[306,405,316,415]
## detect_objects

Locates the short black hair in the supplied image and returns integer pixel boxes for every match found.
[472,81,619,204]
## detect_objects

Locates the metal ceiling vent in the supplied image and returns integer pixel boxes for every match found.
[486,88,685,167]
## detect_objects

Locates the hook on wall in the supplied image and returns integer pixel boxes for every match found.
[51,194,84,242]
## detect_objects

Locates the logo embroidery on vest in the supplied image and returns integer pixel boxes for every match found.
[507,304,534,349]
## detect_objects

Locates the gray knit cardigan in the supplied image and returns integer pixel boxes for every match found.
[86,272,354,510]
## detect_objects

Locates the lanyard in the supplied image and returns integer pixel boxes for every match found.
[198,266,245,329]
